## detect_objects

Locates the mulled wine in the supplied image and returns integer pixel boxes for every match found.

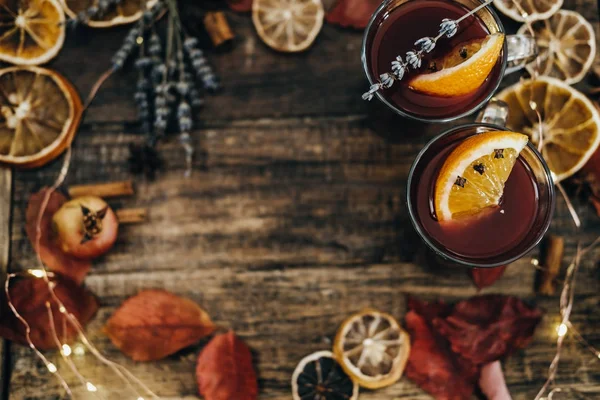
[362,0,506,121]
[407,125,555,267]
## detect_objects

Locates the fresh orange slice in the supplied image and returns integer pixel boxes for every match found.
[61,0,157,28]
[518,10,596,85]
[0,0,65,65]
[496,77,600,182]
[252,0,324,53]
[333,309,410,389]
[0,66,82,168]
[434,131,529,221]
[409,33,504,97]
[493,0,562,22]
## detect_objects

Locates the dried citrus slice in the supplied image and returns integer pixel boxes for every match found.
[434,131,529,221]
[409,33,504,97]
[517,10,596,84]
[0,0,65,65]
[292,350,358,400]
[0,66,82,168]
[496,77,600,182]
[333,309,410,389]
[61,0,157,28]
[493,0,562,22]
[252,0,324,53]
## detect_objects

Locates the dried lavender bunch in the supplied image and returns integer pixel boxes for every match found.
[362,0,493,101]
[90,0,221,177]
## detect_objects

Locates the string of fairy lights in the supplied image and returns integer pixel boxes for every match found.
[508,0,600,399]
[2,0,600,399]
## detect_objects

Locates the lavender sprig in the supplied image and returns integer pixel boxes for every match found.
[362,0,493,101]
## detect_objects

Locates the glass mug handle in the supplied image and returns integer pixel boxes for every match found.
[504,34,538,75]
[476,98,510,126]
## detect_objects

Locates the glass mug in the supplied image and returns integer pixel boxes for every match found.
[406,100,555,267]
[361,0,538,123]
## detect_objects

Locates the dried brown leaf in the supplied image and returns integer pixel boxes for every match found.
[0,274,98,350]
[105,289,216,361]
[196,331,258,400]
[468,266,507,289]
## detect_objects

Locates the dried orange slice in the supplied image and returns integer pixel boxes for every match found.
[333,309,410,389]
[252,0,324,53]
[0,66,82,168]
[496,77,600,182]
[493,0,562,22]
[409,33,504,97]
[434,131,529,221]
[61,0,157,28]
[291,351,358,400]
[518,10,596,85]
[0,0,65,65]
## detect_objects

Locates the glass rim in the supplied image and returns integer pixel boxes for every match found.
[361,0,508,124]
[406,123,556,268]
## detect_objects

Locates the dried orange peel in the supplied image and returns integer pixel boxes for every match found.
[0,0,66,65]
[0,66,82,168]
[434,131,529,221]
[333,309,410,389]
[409,33,504,97]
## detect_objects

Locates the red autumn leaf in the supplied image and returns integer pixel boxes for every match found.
[196,331,258,400]
[105,289,215,361]
[26,188,91,284]
[468,266,507,289]
[405,297,478,400]
[0,274,98,350]
[226,0,252,12]
[433,295,542,366]
[326,0,381,29]
[479,361,511,400]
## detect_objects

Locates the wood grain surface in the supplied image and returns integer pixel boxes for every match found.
[2,0,600,399]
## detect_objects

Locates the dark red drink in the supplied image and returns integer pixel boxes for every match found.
[407,125,555,267]
[365,0,504,120]
[415,144,538,260]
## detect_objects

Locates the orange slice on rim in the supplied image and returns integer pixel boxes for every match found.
[409,33,504,97]
[434,131,529,221]
[0,0,65,65]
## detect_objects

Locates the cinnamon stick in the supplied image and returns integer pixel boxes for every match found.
[536,235,564,295]
[116,208,147,224]
[68,181,134,199]
[204,11,234,47]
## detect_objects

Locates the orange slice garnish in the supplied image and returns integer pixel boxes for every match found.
[409,33,504,97]
[434,131,529,221]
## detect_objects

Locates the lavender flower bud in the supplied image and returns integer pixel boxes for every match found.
[136,78,150,91]
[406,51,422,69]
[362,83,381,101]
[183,37,199,50]
[415,37,435,53]
[134,91,146,103]
[155,107,170,118]
[188,49,204,60]
[391,57,406,80]
[178,116,193,132]
[440,19,458,38]
[134,57,153,69]
[380,73,394,88]
[152,64,167,82]
[155,96,167,108]
[177,102,191,118]
[176,81,191,96]
[154,117,167,132]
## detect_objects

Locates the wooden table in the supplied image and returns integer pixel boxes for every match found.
[1,1,599,399]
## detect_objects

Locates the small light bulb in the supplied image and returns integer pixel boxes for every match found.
[47,363,57,373]
[531,258,539,266]
[529,101,537,110]
[137,397,145,400]
[74,344,85,356]
[59,306,66,314]
[136,36,144,45]
[61,344,72,357]
[29,269,45,278]
[557,323,568,337]
[86,382,97,392]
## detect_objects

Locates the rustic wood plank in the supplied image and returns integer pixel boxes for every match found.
[0,167,11,400]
